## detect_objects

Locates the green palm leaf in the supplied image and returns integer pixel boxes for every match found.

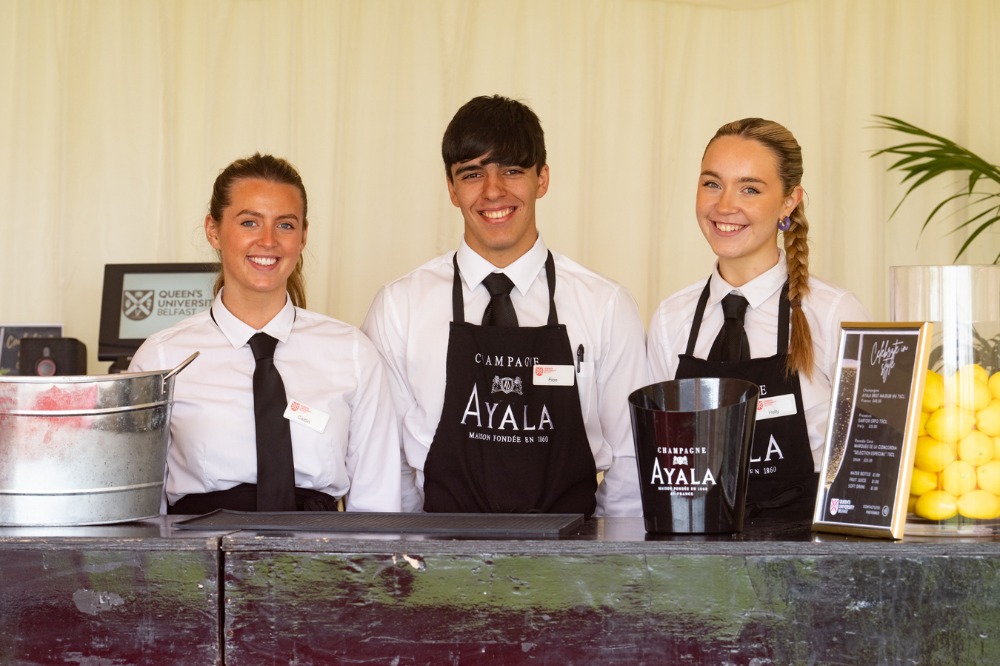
[872,115,1000,263]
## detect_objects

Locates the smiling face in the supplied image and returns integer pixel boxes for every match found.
[447,154,549,268]
[205,177,307,323]
[696,135,802,286]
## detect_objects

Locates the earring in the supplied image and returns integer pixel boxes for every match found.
[778,216,792,232]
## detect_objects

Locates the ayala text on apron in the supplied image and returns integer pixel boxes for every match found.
[422,253,597,515]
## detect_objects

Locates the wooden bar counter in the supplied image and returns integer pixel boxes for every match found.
[0,518,226,665]
[3,515,999,664]
[219,517,1000,664]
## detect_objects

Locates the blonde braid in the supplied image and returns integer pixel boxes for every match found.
[782,205,814,379]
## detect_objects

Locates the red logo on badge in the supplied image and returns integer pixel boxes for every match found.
[290,402,300,412]
[535,367,543,376]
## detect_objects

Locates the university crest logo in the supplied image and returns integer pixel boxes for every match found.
[122,290,155,321]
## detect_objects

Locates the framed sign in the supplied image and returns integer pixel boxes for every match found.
[813,322,933,539]
[0,324,63,375]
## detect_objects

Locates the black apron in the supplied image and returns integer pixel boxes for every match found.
[675,279,817,522]
[422,253,597,515]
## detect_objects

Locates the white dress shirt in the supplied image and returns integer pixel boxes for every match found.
[362,236,650,517]
[129,291,402,512]
[647,251,872,470]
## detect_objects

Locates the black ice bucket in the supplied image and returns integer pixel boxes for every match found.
[628,378,759,534]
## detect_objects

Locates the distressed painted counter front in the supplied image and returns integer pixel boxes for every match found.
[3,516,998,664]
[0,517,226,665]
[220,518,1000,664]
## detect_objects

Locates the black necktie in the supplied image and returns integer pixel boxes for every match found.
[708,294,751,362]
[481,273,518,327]
[248,333,297,511]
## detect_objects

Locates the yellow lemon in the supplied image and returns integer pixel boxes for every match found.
[996,436,1000,460]
[990,371,1000,400]
[908,495,918,514]
[956,378,993,413]
[914,436,956,473]
[958,429,995,466]
[958,489,1000,520]
[918,411,929,436]
[926,405,976,442]
[941,460,977,497]
[915,490,959,521]
[976,400,1000,437]
[976,460,1000,496]
[922,370,945,413]
[908,466,938,497]
[960,363,991,385]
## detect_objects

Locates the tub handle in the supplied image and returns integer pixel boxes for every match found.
[161,352,200,393]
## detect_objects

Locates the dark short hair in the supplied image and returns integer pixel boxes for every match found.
[442,95,546,181]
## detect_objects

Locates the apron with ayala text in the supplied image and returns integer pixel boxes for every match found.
[675,279,817,521]
[422,253,597,515]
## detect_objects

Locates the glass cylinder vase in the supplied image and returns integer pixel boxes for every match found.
[890,265,1000,535]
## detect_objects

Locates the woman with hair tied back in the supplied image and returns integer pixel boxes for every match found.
[130,153,402,514]
[647,119,870,525]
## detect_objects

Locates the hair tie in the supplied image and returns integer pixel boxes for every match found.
[778,216,792,232]
[789,298,802,309]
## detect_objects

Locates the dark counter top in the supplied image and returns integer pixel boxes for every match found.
[3,512,999,553]
[0,514,229,549]
[212,512,1000,556]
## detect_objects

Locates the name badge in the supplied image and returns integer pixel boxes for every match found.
[284,399,330,433]
[532,364,575,386]
[756,393,797,421]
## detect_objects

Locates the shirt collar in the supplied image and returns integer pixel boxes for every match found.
[456,236,548,296]
[210,289,296,349]
[708,249,789,310]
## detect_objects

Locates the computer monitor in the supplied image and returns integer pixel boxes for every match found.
[98,262,219,366]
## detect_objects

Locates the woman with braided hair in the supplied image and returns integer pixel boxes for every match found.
[647,118,870,525]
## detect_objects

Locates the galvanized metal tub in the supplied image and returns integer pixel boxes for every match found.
[0,354,195,526]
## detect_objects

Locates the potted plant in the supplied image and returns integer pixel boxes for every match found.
[874,116,1000,530]
[872,115,1000,264]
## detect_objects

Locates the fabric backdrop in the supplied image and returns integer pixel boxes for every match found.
[1,0,997,373]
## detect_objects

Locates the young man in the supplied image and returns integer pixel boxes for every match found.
[362,95,647,516]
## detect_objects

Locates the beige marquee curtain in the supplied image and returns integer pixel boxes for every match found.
[1,0,997,373]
